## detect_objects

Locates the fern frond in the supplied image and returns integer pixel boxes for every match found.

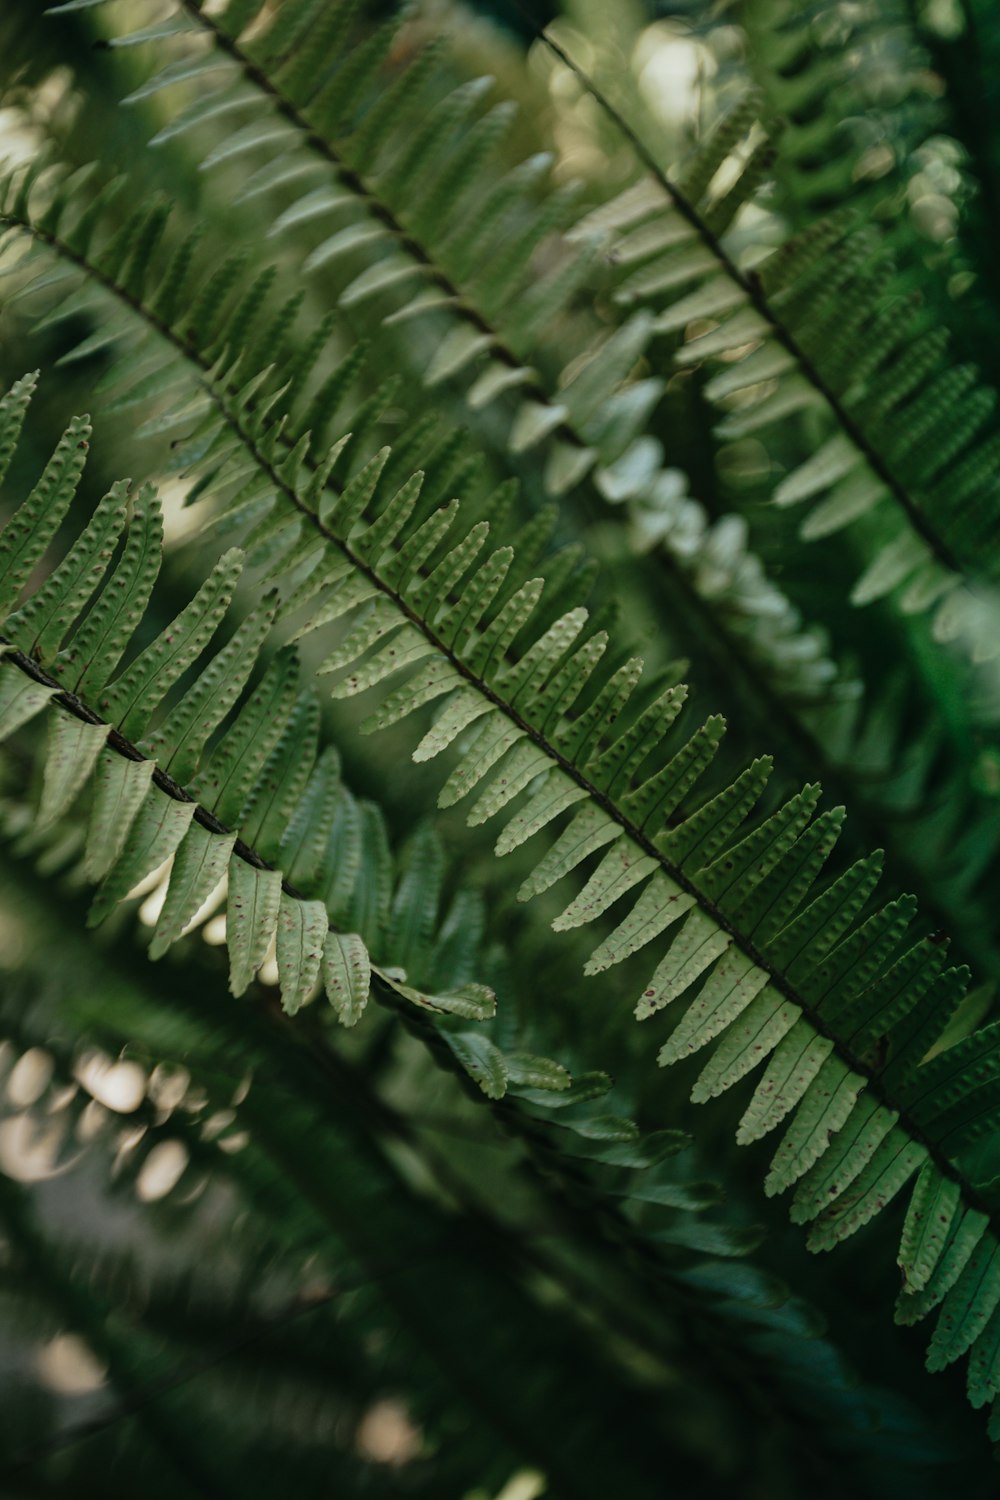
[0,859,968,1489]
[10,303,1000,1416]
[535,30,1000,664]
[167,360,1000,1414]
[13,7,999,1001]
[8,239,1000,1414]
[11,7,1000,1427]
[26,0,845,708]
[0,380,529,1093]
[742,0,940,229]
[0,1000,670,1499]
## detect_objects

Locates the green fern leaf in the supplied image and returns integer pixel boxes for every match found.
[227,856,283,997]
[88,787,196,928]
[149,822,236,961]
[322,929,371,1026]
[275,893,328,1014]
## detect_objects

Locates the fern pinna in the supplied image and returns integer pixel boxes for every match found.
[4,0,1000,1487]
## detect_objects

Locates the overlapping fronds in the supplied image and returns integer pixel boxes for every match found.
[7,306,1000,1421]
[0,874,965,1492]
[0,372,573,1110]
[27,0,844,713]
[7,178,1000,1411]
[740,0,979,384]
[49,0,990,653]
[9,0,1000,1001]
[741,0,940,228]
[0,983,685,1500]
[1,1,827,702]
[8,0,1000,1445]
[539,37,1000,663]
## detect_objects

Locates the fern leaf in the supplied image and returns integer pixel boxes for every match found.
[11,13,1000,1426]
[692,990,800,1106]
[584,873,695,978]
[0,414,91,616]
[444,1031,509,1100]
[765,1060,867,1198]
[98,549,245,738]
[83,752,156,882]
[926,1234,1000,1372]
[88,787,197,928]
[658,952,771,1067]
[56,487,164,696]
[735,1021,835,1146]
[807,1128,929,1251]
[0,666,58,738]
[897,1164,964,1295]
[275,893,328,1014]
[322,929,371,1026]
[226,857,283,996]
[36,714,110,831]
[149,822,236,960]
[789,1096,899,1225]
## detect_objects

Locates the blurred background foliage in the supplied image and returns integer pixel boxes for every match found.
[2,0,1000,1494]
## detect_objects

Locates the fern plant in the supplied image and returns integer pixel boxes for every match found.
[4,0,1000,1493]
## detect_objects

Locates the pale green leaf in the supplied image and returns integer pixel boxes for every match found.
[227,856,283,996]
[634,909,730,1020]
[331,625,436,697]
[276,894,329,1015]
[763,1058,863,1196]
[789,1096,898,1224]
[84,753,155,882]
[4,482,128,663]
[806,1128,928,1250]
[691,989,799,1105]
[657,950,769,1066]
[413,689,491,763]
[323,930,371,1026]
[519,803,619,903]
[896,1210,990,1326]
[437,715,521,807]
[37,713,108,831]
[0,666,57,740]
[585,870,694,974]
[150,823,235,960]
[360,658,461,734]
[89,788,196,927]
[735,1020,835,1146]
[0,416,91,616]
[100,549,244,740]
[897,1163,963,1295]
[445,1031,508,1099]
[56,488,164,697]
[425,325,494,387]
[502,1052,571,1092]
[552,842,657,932]
[926,1234,1000,1372]
[467,740,552,827]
